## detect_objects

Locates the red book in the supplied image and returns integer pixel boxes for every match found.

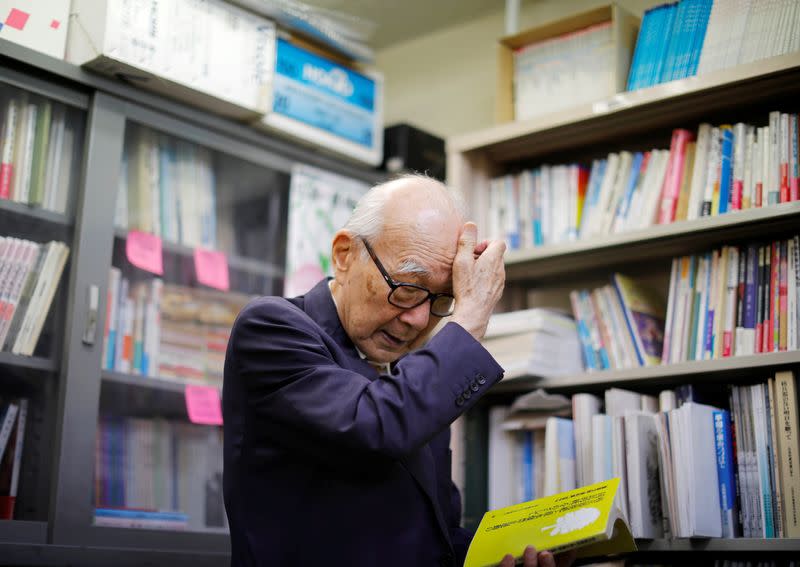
[779,240,788,351]
[658,129,694,224]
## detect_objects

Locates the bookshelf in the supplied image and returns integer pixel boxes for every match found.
[450,52,800,554]
[1,38,382,566]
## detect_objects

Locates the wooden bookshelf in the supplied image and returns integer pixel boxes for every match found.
[503,202,800,282]
[113,228,283,278]
[492,351,800,395]
[449,52,800,161]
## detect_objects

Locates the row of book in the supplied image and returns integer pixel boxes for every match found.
[101,269,249,386]
[663,236,800,365]
[489,109,800,250]
[628,0,800,91]
[488,370,800,539]
[0,93,78,213]
[513,21,615,122]
[627,0,713,90]
[0,237,70,356]
[0,398,28,520]
[115,125,218,249]
[94,416,226,531]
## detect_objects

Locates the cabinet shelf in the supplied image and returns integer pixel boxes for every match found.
[113,228,283,278]
[634,537,800,552]
[493,350,800,395]
[449,52,800,162]
[0,520,47,544]
[0,351,58,374]
[504,202,800,282]
[100,370,220,420]
[0,200,70,227]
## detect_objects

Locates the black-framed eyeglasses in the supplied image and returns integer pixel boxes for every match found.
[361,238,455,317]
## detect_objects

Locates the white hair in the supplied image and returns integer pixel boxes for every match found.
[343,174,466,259]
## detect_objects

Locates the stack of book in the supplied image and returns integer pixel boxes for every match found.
[0,237,70,356]
[570,273,666,372]
[488,371,800,539]
[94,416,226,531]
[482,309,582,378]
[489,109,799,250]
[627,0,800,91]
[115,125,218,249]
[101,269,249,386]
[663,236,800,364]
[0,95,78,213]
[0,398,28,520]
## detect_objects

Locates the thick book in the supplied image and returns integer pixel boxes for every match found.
[464,478,636,567]
[612,273,666,366]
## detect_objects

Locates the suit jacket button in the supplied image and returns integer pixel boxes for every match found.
[456,395,465,407]
[470,382,480,392]
[463,390,472,399]
[476,373,487,385]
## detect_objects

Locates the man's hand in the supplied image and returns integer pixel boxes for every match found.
[499,546,577,567]
[450,222,505,340]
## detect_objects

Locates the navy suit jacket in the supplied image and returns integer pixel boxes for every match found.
[223,279,504,567]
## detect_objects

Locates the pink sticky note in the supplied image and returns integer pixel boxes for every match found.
[194,248,230,291]
[126,231,163,275]
[6,9,30,31]
[185,385,223,426]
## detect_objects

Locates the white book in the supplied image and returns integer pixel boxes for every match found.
[702,128,721,216]
[768,111,781,205]
[611,415,628,520]
[103,267,122,370]
[0,99,19,196]
[0,242,40,348]
[687,124,712,220]
[588,153,620,237]
[16,242,69,356]
[599,152,632,236]
[591,413,614,484]
[605,388,642,417]
[602,285,638,368]
[0,402,19,463]
[11,103,37,204]
[42,104,66,212]
[655,412,677,536]
[732,123,747,209]
[543,417,575,496]
[638,150,670,229]
[624,411,664,538]
[743,126,755,209]
[488,406,516,510]
[761,124,771,207]
[789,238,797,351]
[722,247,740,357]
[658,390,677,412]
[723,0,753,68]
[751,384,774,536]
[53,116,75,215]
[11,242,58,355]
[572,393,601,487]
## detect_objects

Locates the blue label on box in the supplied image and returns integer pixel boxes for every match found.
[273,39,377,148]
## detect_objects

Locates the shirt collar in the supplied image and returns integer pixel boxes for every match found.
[328,280,391,374]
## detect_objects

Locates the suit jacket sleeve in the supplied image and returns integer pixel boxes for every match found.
[228,298,503,462]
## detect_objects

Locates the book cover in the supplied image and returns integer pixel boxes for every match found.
[775,371,800,537]
[716,126,734,215]
[464,479,636,567]
[0,98,19,200]
[713,409,739,537]
[612,273,666,366]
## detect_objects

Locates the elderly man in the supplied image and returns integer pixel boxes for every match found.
[223,175,563,567]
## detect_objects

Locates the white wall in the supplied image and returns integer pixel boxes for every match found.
[375,0,663,140]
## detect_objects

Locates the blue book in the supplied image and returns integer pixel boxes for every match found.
[686,0,713,77]
[718,127,734,214]
[530,170,544,246]
[614,152,644,228]
[743,244,758,340]
[713,409,739,538]
[672,0,707,80]
[648,4,678,88]
[521,431,534,502]
[628,6,660,90]
[660,0,689,83]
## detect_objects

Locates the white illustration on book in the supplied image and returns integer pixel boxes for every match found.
[541,507,601,536]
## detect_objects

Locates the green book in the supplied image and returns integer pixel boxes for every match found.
[28,101,52,207]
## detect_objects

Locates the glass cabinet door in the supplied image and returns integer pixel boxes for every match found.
[94,121,289,533]
[0,78,85,536]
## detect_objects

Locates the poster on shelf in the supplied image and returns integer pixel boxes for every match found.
[0,0,70,59]
[284,164,369,297]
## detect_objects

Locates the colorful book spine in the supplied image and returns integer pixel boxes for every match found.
[713,409,739,538]
[717,126,734,215]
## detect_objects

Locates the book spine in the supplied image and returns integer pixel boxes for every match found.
[722,246,739,357]
[780,113,790,203]
[780,239,788,351]
[732,123,746,210]
[775,371,800,537]
[0,100,18,200]
[702,127,721,216]
[714,409,739,538]
[769,111,780,205]
[791,114,799,201]
[717,126,734,215]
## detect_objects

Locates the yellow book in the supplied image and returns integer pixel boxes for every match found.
[464,478,635,567]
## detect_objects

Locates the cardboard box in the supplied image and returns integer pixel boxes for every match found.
[496,4,639,123]
[0,0,70,59]
[66,0,275,121]
[256,36,383,166]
